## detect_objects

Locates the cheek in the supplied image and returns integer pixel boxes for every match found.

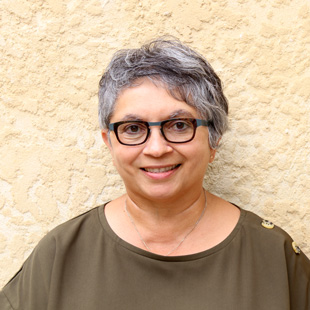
[189,144,211,169]
[187,138,210,156]
[111,147,139,171]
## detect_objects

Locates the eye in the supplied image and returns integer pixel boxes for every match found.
[174,122,188,130]
[125,124,140,133]
[120,122,147,135]
[167,119,192,132]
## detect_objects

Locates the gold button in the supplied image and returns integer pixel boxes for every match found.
[292,241,301,255]
[261,219,274,229]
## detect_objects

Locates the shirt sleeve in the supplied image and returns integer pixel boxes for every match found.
[0,291,13,310]
[284,237,310,308]
[0,234,56,310]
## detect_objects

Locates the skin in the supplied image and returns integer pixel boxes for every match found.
[101,78,240,256]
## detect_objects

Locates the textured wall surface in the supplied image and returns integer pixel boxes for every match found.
[0,0,309,286]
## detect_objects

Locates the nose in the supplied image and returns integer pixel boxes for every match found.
[142,127,173,157]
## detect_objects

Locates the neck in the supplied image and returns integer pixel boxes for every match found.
[126,187,206,219]
[124,188,207,255]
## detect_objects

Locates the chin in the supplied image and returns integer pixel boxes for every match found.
[138,185,184,202]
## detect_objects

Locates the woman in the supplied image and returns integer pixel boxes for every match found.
[1,37,309,309]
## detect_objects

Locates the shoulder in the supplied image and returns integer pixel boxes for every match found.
[241,209,295,248]
[237,208,310,307]
[241,208,310,272]
[242,209,294,243]
[6,206,103,285]
[45,206,101,239]
[1,207,104,299]
[35,206,103,256]
[0,206,105,309]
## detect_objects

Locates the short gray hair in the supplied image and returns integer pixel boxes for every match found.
[98,37,228,149]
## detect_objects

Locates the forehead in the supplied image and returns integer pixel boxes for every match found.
[111,79,199,122]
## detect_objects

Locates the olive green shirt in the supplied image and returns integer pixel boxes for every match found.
[1,204,310,309]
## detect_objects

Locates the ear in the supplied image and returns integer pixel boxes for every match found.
[209,148,217,163]
[101,130,113,152]
[209,138,221,163]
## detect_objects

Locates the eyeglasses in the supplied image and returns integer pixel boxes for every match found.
[108,118,211,146]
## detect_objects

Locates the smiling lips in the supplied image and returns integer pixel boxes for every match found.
[142,164,180,173]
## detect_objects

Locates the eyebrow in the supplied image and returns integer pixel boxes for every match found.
[168,109,195,119]
[119,114,144,122]
[119,110,195,122]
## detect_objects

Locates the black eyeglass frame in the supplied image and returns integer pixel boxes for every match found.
[108,118,212,146]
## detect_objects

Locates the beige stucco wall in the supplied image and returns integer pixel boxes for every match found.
[0,0,309,287]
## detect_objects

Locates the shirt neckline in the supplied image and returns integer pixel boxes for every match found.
[98,202,247,262]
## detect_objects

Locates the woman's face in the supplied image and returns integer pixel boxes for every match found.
[102,79,216,203]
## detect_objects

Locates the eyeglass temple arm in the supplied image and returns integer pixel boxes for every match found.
[196,119,212,127]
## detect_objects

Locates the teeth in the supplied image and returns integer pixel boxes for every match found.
[144,165,178,173]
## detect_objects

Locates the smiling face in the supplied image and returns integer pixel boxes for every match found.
[101,78,216,204]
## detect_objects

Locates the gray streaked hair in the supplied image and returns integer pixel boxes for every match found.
[98,37,228,149]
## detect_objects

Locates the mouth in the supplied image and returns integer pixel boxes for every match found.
[141,164,181,173]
